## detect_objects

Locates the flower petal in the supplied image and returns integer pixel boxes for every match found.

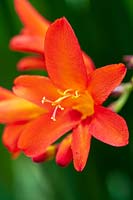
[0,87,45,123]
[14,0,50,36]
[0,97,44,123]
[56,134,72,167]
[88,63,126,104]
[18,109,81,157]
[10,35,43,53]
[17,56,46,71]
[89,106,129,146]
[45,17,88,90]
[71,121,91,171]
[82,52,95,74]
[2,123,26,152]
[13,75,59,108]
[0,87,14,100]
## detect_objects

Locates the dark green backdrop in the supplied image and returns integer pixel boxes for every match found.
[0,0,133,199]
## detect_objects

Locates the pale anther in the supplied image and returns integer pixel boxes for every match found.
[41,96,46,104]
[58,105,64,110]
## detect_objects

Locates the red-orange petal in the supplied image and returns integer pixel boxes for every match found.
[10,35,44,53]
[2,123,26,152]
[17,56,46,71]
[20,27,32,35]
[18,109,81,157]
[14,0,50,36]
[56,134,72,167]
[0,89,38,123]
[0,87,14,100]
[89,106,129,146]
[71,122,91,171]
[0,96,44,123]
[13,75,59,108]
[45,17,88,90]
[82,52,95,74]
[88,63,126,104]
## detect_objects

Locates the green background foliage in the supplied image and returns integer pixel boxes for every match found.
[0,0,133,199]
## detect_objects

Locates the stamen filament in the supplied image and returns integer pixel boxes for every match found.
[52,94,72,105]
[63,88,74,95]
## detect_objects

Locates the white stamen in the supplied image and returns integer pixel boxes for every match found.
[41,96,52,104]
[41,89,80,121]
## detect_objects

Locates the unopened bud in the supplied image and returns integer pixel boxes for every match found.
[123,55,133,69]
[56,134,72,167]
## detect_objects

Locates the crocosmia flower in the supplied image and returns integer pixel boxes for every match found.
[2,17,129,171]
[10,0,50,71]
[10,0,95,72]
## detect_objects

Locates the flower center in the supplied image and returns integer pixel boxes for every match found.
[41,89,80,121]
[41,89,94,121]
[72,91,94,119]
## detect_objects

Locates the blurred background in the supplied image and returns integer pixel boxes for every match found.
[0,0,133,199]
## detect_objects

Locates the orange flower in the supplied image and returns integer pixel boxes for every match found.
[10,0,94,72]
[10,0,49,71]
[2,17,128,171]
